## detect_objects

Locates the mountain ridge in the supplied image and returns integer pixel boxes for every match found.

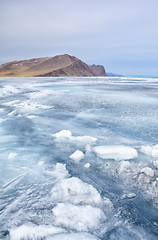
[0,54,107,77]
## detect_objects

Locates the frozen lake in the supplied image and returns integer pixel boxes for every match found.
[0,76,158,240]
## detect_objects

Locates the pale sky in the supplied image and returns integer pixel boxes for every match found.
[0,0,158,76]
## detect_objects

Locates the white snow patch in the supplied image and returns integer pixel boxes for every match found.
[52,203,106,231]
[10,223,66,240]
[141,167,154,177]
[46,232,100,240]
[69,150,84,161]
[93,145,138,161]
[51,177,102,206]
[140,145,158,158]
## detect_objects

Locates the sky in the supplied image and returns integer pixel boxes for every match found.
[0,0,158,76]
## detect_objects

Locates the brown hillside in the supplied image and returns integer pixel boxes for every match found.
[0,54,107,77]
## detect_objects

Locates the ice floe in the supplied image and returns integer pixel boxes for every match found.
[93,145,138,161]
[69,150,84,161]
[140,144,158,158]
[52,203,106,231]
[51,177,102,206]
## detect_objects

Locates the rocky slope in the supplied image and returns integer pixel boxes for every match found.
[0,54,107,77]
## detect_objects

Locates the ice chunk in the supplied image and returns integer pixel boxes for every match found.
[53,163,69,179]
[52,203,105,231]
[51,177,102,206]
[118,161,132,175]
[84,163,91,168]
[10,223,66,240]
[93,145,138,161]
[46,232,100,240]
[140,145,158,157]
[46,163,69,179]
[53,130,72,138]
[53,130,97,147]
[141,167,154,177]
[122,193,136,199]
[69,150,84,161]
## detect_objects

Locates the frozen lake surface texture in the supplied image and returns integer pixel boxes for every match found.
[0,76,158,240]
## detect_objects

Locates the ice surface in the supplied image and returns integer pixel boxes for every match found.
[5,100,52,117]
[93,145,138,160]
[0,77,158,240]
[0,85,20,96]
[10,223,66,240]
[51,177,103,206]
[69,150,84,161]
[52,203,106,231]
[46,232,100,240]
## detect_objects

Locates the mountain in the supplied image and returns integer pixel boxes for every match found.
[107,72,123,77]
[0,54,107,77]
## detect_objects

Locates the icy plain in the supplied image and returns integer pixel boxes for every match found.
[0,76,158,240]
